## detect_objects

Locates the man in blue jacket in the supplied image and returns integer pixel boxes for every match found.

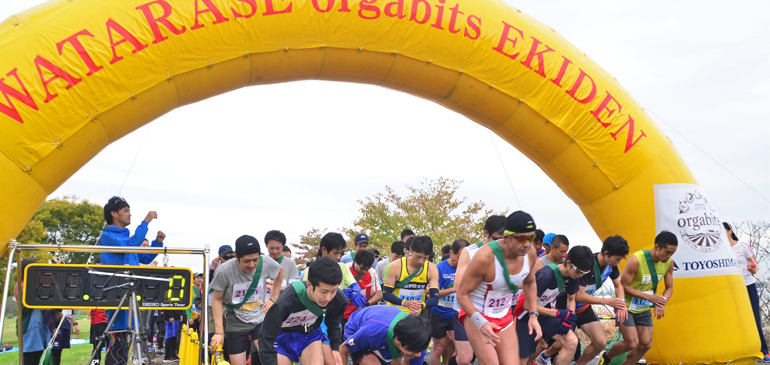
[99,196,163,365]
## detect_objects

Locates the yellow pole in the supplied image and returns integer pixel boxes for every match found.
[213,344,230,365]
[179,325,189,365]
[190,332,199,365]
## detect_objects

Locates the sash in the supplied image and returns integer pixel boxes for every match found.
[593,259,603,287]
[395,259,425,289]
[225,257,264,311]
[546,264,565,292]
[488,241,519,293]
[387,312,409,360]
[291,281,326,316]
[354,269,365,281]
[643,250,659,293]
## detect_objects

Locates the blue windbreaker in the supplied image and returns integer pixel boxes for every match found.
[98,221,163,329]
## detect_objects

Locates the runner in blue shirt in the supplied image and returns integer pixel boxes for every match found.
[430,239,467,365]
[340,306,430,365]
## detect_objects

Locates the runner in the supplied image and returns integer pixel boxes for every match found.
[400,229,415,245]
[342,233,371,264]
[542,233,556,257]
[533,234,568,271]
[259,256,348,365]
[383,236,439,315]
[340,306,431,365]
[536,236,630,365]
[515,245,594,365]
[210,235,285,365]
[376,242,405,286]
[344,249,382,328]
[598,231,677,365]
[450,215,505,365]
[301,232,367,365]
[457,211,541,365]
[265,230,301,290]
[533,230,546,257]
[430,239,467,365]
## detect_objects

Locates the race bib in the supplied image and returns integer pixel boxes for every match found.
[232,282,263,304]
[438,294,456,308]
[629,290,654,311]
[537,288,559,308]
[281,309,318,328]
[482,289,513,318]
[398,289,425,302]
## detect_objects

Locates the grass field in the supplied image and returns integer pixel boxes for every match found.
[0,315,97,365]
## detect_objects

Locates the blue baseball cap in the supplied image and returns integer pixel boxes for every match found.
[218,245,234,256]
[543,233,556,245]
[354,233,369,244]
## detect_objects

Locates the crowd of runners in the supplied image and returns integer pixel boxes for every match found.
[90,195,767,365]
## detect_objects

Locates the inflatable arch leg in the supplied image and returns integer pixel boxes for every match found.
[0,0,759,363]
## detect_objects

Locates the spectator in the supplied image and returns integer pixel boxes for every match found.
[210,245,235,281]
[188,273,203,331]
[164,310,184,362]
[99,196,163,365]
[47,309,80,365]
[725,222,768,360]
[16,258,51,365]
[90,309,109,365]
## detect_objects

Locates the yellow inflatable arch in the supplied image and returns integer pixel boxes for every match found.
[0,0,759,363]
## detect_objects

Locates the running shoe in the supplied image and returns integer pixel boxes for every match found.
[763,353,770,362]
[596,351,607,365]
[536,352,552,365]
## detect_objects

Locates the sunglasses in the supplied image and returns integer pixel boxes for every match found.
[509,233,537,243]
[572,264,591,275]
[222,255,234,261]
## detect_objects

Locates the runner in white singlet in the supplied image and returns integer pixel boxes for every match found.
[456,211,541,365]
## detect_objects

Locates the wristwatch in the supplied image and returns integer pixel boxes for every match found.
[531,311,540,317]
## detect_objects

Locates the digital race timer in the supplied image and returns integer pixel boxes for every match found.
[23,264,193,310]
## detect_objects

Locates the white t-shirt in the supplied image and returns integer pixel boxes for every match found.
[731,242,756,285]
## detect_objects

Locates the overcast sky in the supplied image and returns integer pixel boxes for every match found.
[2,0,768,271]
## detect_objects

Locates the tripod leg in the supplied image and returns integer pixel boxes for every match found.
[88,292,130,365]
[132,293,153,364]
[129,294,144,365]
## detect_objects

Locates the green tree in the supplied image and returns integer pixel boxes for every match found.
[29,195,104,264]
[344,177,505,259]
[293,228,327,270]
[1,219,54,315]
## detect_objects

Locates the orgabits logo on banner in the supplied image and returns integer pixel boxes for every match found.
[675,190,722,253]
[654,184,740,279]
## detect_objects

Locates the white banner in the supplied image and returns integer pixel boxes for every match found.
[654,183,742,279]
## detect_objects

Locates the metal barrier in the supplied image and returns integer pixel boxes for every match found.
[0,241,211,365]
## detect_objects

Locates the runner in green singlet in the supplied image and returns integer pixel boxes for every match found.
[598,231,677,365]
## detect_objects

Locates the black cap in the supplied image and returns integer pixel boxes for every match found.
[235,235,260,257]
[500,211,536,235]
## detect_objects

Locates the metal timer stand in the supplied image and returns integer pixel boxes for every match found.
[87,268,171,365]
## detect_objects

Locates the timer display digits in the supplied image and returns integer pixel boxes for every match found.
[23,264,192,310]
